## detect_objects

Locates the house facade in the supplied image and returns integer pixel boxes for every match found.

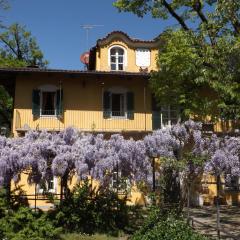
[0,31,239,208]
[4,31,179,138]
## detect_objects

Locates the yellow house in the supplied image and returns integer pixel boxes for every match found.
[0,31,180,138]
[0,31,239,208]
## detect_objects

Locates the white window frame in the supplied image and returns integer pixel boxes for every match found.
[38,85,58,117]
[160,105,179,128]
[108,87,127,119]
[135,48,151,67]
[225,176,240,191]
[108,45,127,71]
[37,176,57,194]
[111,170,130,194]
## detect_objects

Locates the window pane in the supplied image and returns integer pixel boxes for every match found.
[42,92,55,115]
[112,93,125,116]
[118,64,123,70]
[111,56,116,63]
[48,178,54,190]
[111,64,116,70]
[117,48,124,55]
[118,56,123,63]
[110,48,116,55]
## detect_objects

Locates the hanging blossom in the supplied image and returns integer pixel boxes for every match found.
[1,121,238,190]
[144,128,176,159]
[130,139,151,183]
[193,132,240,177]
[143,121,198,160]
[0,137,28,185]
[72,133,109,180]
[51,127,79,177]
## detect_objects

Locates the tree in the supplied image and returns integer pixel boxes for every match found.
[0,85,12,130]
[0,23,48,131]
[0,23,48,68]
[114,0,240,120]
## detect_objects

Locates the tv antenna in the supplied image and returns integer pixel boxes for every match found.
[80,24,104,50]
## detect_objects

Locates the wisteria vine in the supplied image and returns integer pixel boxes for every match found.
[0,120,239,192]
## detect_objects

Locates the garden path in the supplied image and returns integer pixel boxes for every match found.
[189,206,240,240]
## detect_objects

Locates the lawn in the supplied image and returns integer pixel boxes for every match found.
[61,233,128,240]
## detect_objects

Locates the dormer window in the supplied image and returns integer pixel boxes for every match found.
[109,46,127,71]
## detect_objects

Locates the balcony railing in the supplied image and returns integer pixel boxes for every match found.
[15,109,239,134]
[15,110,151,132]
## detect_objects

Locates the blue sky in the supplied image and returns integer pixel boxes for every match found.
[3,0,175,70]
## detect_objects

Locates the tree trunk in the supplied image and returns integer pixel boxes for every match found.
[187,180,191,223]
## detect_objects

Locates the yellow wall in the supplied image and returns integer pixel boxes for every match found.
[200,175,240,206]
[96,40,159,72]
[13,73,152,136]
[12,172,146,210]
[10,33,240,208]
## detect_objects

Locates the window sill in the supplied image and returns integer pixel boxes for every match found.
[106,116,129,120]
[40,115,58,119]
[37,189,56,194]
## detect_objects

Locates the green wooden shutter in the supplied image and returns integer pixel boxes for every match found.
[152,95,161,130]
[127,92,134,119]
[103,91,111,119]
[152,111,161,130]
[56,89,63,117]
[32,89,40,117]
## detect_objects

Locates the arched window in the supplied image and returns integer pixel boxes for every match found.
[109,46,126,71]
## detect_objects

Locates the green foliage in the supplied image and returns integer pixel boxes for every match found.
[0,23,48,130]
[0,23,48,67]
[0,85,13,133]
[61,233,120,240]
[151,29,240,120]
[49,181,130,235]
[0,187,61,240]
[131,207,209,240]
[114,0,240,120]
[0,207,62,240]
[150,30,215,119]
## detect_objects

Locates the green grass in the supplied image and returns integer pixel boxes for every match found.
[61,233,128,240]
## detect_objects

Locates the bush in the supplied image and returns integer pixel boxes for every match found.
[0,187,61,240]
[0,207,62,240]
[49,180,130,235]
[131,207,208,240]
[61,233,119,240]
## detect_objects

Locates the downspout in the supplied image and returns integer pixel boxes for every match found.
[144,82,147,131]
[58,80,62,131]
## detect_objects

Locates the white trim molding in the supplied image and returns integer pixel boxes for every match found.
[108,45,128,70]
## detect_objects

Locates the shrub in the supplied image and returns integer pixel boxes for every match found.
[0,207,62,240]
[49,180,130,235]
[131,207,208,240]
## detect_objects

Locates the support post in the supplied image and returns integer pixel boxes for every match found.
[60,177,63,203]
[152,157,156,205]
[216,175,221,239]
[34,184,37,212]
[152,157,156,192]
[187,180,191,224]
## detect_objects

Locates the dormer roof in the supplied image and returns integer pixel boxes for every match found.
[96,31,162,48]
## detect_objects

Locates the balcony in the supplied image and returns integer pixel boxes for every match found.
[14,109,153,134]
